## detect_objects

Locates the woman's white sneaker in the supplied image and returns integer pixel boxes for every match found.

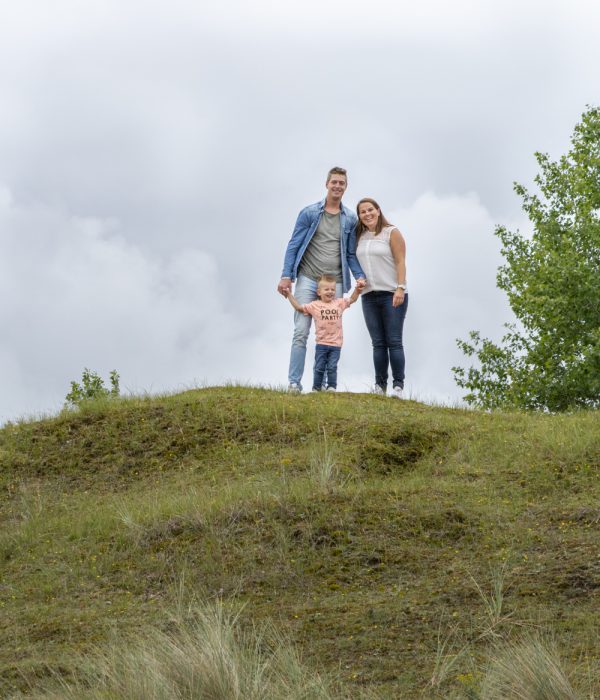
[390,386,403,399]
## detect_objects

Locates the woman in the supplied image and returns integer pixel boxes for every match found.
[355,198,408,398]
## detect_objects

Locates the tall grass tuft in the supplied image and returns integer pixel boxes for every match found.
[308,429,340,494]
[429,619,471,690]
[480,635,578,700]
[469,560,513,636]
[22,601,338,700]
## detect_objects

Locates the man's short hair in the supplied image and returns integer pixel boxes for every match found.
[318,274,337,286]
[326,166,347,183]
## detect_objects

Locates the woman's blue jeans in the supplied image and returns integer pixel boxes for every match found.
[361,291,408,391]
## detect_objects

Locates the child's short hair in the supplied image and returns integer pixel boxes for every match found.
[317,274,337,287]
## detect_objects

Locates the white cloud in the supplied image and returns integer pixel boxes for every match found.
[390,192,515,401]
[0,188,243,421]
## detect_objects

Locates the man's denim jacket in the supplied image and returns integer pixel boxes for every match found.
[280,199,365,293]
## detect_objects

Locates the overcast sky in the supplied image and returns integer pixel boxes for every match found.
[1,0,598,423]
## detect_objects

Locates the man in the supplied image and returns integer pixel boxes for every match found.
[277,166,366,392]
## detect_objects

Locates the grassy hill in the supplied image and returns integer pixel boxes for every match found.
[1,386,599,698]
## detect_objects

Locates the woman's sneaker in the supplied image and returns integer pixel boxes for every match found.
[371,385,385,395]
[390,386,403,399]
[287,383,301,393]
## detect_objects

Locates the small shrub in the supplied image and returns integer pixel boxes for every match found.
[65,368,120,408]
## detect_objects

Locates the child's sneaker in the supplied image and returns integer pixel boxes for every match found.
[390,385,403,399]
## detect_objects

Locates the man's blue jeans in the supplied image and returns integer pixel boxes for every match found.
[313,344,341,391]
[288,275,342,390]
[361,291,408,391]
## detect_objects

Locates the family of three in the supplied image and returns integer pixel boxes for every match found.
[277,166,408,397]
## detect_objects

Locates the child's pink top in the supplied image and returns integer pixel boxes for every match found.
[302,298,351,347]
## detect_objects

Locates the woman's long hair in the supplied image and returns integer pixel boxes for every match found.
[355,198,392,240]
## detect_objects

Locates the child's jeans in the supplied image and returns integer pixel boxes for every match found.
[313,344,341,391]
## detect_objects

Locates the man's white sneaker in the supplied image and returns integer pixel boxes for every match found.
[390,386,403,399]
[371,384,385,395]
[287,383,301,394]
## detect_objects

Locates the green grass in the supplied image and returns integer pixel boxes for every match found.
[1,387,599,698]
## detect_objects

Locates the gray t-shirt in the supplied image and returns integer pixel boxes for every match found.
[298,211,342,282]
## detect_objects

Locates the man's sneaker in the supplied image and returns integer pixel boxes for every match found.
[371,384,385,395]
[326,387,336,392]
[287,383,301,394]
[390,386,403,399]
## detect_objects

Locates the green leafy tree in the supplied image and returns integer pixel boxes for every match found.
[65,368,120,408]
[453,106,600,411]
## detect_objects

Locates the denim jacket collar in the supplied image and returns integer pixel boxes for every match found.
[318,197,352,219]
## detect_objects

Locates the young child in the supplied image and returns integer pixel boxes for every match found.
[284,274,361,392]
